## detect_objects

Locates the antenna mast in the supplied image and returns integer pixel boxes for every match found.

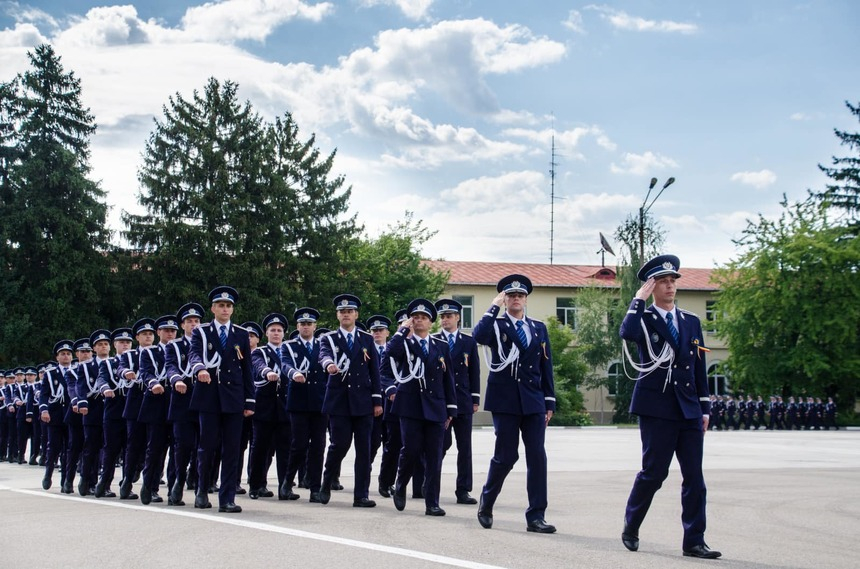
[549,120,558,265]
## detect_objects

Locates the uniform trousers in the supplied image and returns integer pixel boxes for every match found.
[396,416,444,508]
[323,414,373,500]
[80,424,103,489]
[443,413,474,494]
[64,420,84,486]
[99,418,127,489]
[248,419,290,491]
[171,419,198,491]
[197,411,243,507]
[287,411,327,492]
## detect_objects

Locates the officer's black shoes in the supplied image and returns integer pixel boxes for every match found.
[425,506,446,516]
[378,484,391,498]
[235,485,247,495]
[77,480,90,496]
[119,478,133,499]
[331,478,344,491]
[29,456,38,466]
[319,480,332,505]
[257,487,274,498]
[102,489,117,498]
[477,496,493,529]
[94,479,106,498]
[169,481,184,505]
[683,544,722,559]
[622,525,639,552]
[218,502,242,513]
[42,474,52,490]
[456,492,478,505]
[526,519,557,534]
[278,486,298,501]
[140,486,152,505]
[150,491,163,503]
[249,489,259,499]
[353,498,376,508]
[309,492,322,503]
[393,490,406,511]
[194,493,212,509]
[61,480,73,494]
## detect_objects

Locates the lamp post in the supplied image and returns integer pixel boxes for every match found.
[638,177,676,263]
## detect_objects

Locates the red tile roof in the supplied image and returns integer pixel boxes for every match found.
[422,260,719,291]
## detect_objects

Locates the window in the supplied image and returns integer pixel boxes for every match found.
[556,297,577,330]
[606,361,623,396]
[452,295,473,329]
[708,362,728,395]
[705,300,718,335]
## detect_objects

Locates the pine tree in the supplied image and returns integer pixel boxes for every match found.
[0,44,111,363]
[816,100,860,232]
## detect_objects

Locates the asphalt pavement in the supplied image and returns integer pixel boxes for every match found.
[1,427,856,569]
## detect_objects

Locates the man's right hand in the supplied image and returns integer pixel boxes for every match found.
[326,364,339,375]
[197,370,211,384]
[492,291,506,307]
[635,278,656,301]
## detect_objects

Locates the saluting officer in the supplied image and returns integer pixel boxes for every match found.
[619,255,720,559]
[282,307,328,502]
[388,299,457,517]
[40,340,74,491]
[188,286,256,513]
[317,294,383,508]
[165,303,204,506]
[433,298,481,505]
[94,327,134,498]
[473,274,557,534]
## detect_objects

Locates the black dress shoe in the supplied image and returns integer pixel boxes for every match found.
[119,478,133,499]
[94,480,106,498]
[150,491,163,503]
[102,490,117,498]
[29,457,38,466]
[622,524,639,552]
[319,480,331,505]
[258,487,274,498]
[378,484,391,498]
[170,481,184,505]
[353,498,376,508]
[78,480,90,496]
[194,493,212,509]
[279,488,299,501]
[61,480,73,494]
[42,475,52,490]
[526,519,557,534]
[456,492,478,505]
[235,485,247,495]
[309,492,322,503]
[249,489,259,500]
[331,479,344,491]
[140,487,152,505]
[393,491,406,511]
[477,495,493,529]
[218,502,242,513]
[425,506,446,516]
[38,457,46,466]
[168,497,185,506]
[683,544,722,559]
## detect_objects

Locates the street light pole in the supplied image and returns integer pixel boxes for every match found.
[638,177,675,264]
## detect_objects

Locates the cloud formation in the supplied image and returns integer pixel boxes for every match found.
[730,169,777,189]
[610,151,679,176]
[359,0,435,21]
[587,5,698,34]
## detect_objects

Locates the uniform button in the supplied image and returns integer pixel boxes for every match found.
[686,366,690,370]
[673,365,677,369]
[674,381,677,385]
[686,383,690,387]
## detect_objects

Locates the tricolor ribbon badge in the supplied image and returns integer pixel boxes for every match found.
[235,345,243,360]
[692,338,710,359]
[363,348,369,362]
[541,342,549,360]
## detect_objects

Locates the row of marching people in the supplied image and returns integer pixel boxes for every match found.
[6,285,483,516]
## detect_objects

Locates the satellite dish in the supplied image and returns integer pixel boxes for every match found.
[599,232,616,256]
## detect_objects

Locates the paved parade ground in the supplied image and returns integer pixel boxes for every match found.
[1,427,857,569]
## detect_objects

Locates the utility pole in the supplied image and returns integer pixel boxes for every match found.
[639,177,676,262]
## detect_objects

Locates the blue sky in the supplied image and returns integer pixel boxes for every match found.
[1,0,858,269]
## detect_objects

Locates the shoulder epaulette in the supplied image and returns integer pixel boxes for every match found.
[199,323,213,330]
[679,308,700,318]
[320,330,337,338]
[429,336,447,344]
[357,329,373,338]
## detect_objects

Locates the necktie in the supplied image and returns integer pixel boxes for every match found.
[448,333,455,353]
[306,341,313,353]
[346,332,353,352]
[515,320,528,346]
[219,325,228,349]
[666,312,680,344]
[420,338,428,357]
[378,345,384,356]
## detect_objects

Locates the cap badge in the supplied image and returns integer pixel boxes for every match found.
[662,262,673,270]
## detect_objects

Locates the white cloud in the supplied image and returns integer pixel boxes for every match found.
[359,0,435,20]
[0,22,47,48]
[610,151,679,176]
[5,2,58,28]
[562,10,585,33]
[181,0,333,42]
[587,5,698,34]
[503,125,617,157]
[730,169,777,190]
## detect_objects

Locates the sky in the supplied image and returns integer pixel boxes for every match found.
[1,0,858,270]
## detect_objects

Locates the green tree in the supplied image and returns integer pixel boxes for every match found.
[122,78,359,322]
[0,44,112,363]
[815,100,860,232]
[545,316,591,426]
[714,198,860,412]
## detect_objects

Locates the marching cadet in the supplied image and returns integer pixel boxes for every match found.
[317,294,384,508]
[824,397,838,430]
[0,372,6,460]
[75,330,111,495]
[707,395,718,430]
[236,321,263,496]
[755,396,766,430]
[63,338,93,494]
[40,340,74,491]
[786,396,798,430]
[725,395,738,431]
[282,307,328,503]
[366,314,394,498]
[433,298,481,505]
[137,315,179,504]
[366,315,390,480]
[33,364,49,464]
[619,255,719,559]
[473,275,556,534]
[3,369,20,462]
[94,327,134,498]
[737,396,748,430]
[188,285,255,513]
[388,299,457,517]
[23,366,39,464]
[248,313,295,500]
[11,368,30,463]
[118,317,157,500]
[165,303,204,506]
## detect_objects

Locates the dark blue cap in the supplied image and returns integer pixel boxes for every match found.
[156,315,180,330]
[14,367,24,375]
[242,321,263,338]
[132,318,156,336]
[177,302,205,322]
[111,328,134,342]
[366,315,391,330]
[355,321,367,332]
[333,294,361,310]
[394,309,408,324]
[5,369,13,377]
[289,329,300,340]
[25,366,37,375]
[637,254,682,281]
[90,329,111,346]
[74,338,93,352]
[294,307,320,323]
[209,285,239,305]
[407,298,437,322]
[497,274,532,295]
[314,327,331,338]
[435,299,462,314]
[263,313,289,330]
